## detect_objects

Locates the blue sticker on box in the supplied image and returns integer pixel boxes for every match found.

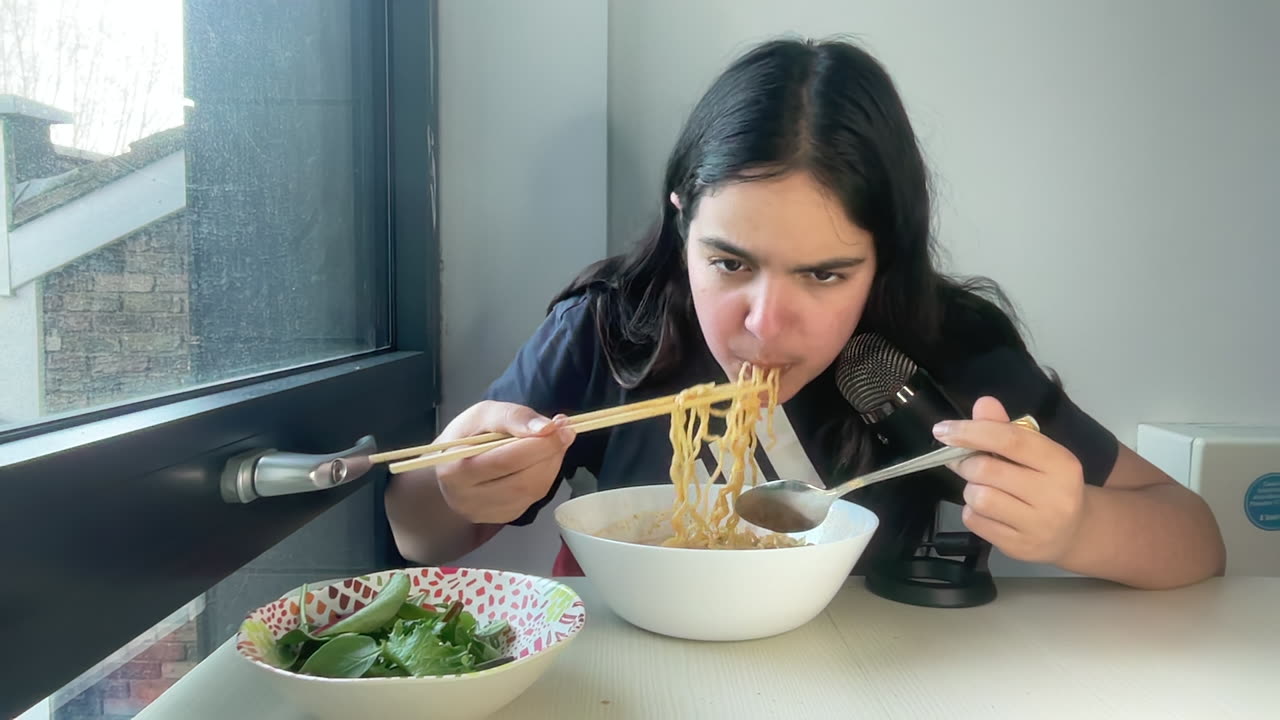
[1244,473,1280,531]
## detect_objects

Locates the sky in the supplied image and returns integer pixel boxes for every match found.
[0,0,185,156]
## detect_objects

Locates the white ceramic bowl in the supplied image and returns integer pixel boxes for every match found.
[234,567,585,720]
[554,484,878,641]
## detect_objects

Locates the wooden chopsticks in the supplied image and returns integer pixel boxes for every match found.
[372,381,766,475]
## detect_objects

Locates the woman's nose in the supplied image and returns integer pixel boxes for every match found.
[743,279,793,342]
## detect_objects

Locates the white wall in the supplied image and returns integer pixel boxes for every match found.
[437,0,608,574]
[608,0,1280,446]
[0,282,42,423]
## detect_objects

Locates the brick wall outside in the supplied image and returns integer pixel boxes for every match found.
[52,621,199,720]
[41,211,199,719]
[40,213,193,414]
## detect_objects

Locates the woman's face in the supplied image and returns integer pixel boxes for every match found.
[680,171,877,404]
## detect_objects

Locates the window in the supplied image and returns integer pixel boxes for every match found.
[0,1,439,718]
[1,0,388,432]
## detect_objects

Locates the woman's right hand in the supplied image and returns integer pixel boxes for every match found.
[432,401,576,524]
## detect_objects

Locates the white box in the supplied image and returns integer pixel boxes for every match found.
[1136,423,1280,577]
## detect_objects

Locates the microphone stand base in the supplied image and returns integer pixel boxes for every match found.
[864,556,997,608]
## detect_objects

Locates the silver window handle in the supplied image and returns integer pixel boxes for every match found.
[220,435,378,504]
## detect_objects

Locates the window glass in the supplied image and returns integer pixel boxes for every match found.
[0,0,387,432]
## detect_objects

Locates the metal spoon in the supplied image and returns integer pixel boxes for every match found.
[735,416,1040,534]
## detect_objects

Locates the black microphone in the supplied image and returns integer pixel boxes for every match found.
[835,332,999,608]
[835,332,968,501]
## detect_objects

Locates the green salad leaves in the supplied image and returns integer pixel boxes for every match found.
[244,572,514,679]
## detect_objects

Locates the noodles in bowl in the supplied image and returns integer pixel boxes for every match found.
[592,507,804,549]
[629,364,806,550]
[554,367,880,641]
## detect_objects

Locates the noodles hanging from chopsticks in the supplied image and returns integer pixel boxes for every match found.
[662,365,803,549]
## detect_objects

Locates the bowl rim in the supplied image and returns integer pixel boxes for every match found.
[553,484,880,555]
[233,566,586,684]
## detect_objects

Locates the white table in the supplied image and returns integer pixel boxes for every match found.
[137,576,1277,719]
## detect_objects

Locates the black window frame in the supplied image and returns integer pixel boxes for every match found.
[0,1,439,716]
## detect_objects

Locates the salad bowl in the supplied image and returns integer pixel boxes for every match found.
[234,567,585,719]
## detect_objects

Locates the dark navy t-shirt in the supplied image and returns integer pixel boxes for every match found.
[482,292,1119,572]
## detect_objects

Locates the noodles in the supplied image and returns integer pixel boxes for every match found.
[586,364,808,550]
[660,364,806,550]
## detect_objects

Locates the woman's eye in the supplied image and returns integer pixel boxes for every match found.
[711,258,746,273]
[810,270,843,284]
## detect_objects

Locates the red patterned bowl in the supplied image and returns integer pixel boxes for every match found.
[234,567,585,719]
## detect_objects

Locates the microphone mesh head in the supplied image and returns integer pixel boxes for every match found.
[836,333,918,413]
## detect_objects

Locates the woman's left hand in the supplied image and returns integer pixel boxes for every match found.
[931,396,1087,564]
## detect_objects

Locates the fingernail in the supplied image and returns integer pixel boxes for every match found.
[933,421,952,438]
[528,417,550,433]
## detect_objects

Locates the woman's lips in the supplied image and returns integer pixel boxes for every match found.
[739,359,793,374]
[736,360,794,403]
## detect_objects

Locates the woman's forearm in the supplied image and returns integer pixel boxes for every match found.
[1058,482,1226,590]
[384,468,502,565]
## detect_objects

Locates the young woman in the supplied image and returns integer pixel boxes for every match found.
[386,37,1225,590]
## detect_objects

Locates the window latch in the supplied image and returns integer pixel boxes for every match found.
[220,435,378,504]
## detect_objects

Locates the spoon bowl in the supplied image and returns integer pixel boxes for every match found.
[733,479,842,534]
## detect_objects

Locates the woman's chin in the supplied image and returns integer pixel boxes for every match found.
[771,383,799,406]
[767,371,802,405]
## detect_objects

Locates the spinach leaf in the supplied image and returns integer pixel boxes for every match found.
[396,600,439,621]
[277,625,319,647]
[298,633,381,678]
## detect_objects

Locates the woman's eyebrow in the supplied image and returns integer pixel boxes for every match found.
[698,237,759,265]
[698,237,866,273]
[792,257,867,273]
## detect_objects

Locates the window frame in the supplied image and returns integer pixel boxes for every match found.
[0,1,439,716]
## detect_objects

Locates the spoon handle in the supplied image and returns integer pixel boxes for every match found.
[828,445,977,495]
[828,415,1040,495]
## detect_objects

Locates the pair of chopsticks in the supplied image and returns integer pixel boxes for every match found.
[371,381,767,475]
